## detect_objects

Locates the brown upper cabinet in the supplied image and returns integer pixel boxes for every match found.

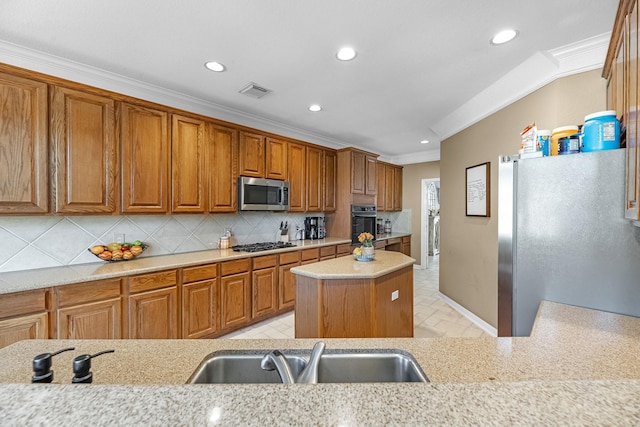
[288,142,307,212]
[50,86,117,214]
[376,161,403,212]
[393,165,403,211]
[0,71,48,214]
[171,114,207,213]
[604,0,640,221]
[120,103,170,213]
[323,149,337,212]
[208,123,239,213]
[306,146,323,212]
[239,131,265,178]
[265,137,288,180]
[348,149,377,196]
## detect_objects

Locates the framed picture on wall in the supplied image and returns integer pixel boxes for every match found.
[466,162,490,217]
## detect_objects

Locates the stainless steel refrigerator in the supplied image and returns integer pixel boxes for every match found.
[498,148,640,336]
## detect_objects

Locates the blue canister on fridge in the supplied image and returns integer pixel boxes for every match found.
[558,134,581,155]
[581,110,620,152]
[538,130,551,156]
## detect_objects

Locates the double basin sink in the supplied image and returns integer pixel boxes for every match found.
[188,346,429,384]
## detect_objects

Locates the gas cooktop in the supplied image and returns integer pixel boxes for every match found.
[231,242,296,253]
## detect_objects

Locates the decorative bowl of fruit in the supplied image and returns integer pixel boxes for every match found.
[89,240,147,262]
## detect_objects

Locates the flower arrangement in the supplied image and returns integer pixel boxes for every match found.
[358,232,374,247]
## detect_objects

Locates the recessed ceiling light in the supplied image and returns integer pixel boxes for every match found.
[490,29,518,45]
[308,104,322,112]
[204,61,226,72]
[420,140,430,144]
[336,47,357,61]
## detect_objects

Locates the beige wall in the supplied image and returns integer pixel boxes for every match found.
[402,161,440,261]
[439,69,607,328]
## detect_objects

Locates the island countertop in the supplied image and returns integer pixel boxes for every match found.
[290,250,415,279]
[0,301,639,425]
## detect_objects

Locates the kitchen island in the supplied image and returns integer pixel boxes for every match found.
[0,302,639,425]
[291,250,415,338]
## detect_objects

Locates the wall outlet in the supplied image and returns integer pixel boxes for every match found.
[391,290,399,301]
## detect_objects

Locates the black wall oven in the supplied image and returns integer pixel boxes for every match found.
[351,205,377,244]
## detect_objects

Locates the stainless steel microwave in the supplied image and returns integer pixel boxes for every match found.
[238,177,289,211]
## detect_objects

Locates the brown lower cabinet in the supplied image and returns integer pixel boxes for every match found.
[220,259,251,330]
[56,278,123,339]
[182,264,218,339]
[278,251,301,310]
[252,255,278,320]
[128,270,178,339]
[0,288,49,349]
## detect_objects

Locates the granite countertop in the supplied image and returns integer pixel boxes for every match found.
[0,301,639,425]
[291,250,415,279]
[0,237,351,295]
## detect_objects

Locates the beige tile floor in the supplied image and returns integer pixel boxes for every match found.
[221,256,488,340]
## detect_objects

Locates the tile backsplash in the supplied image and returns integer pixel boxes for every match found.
[0,210,409,273]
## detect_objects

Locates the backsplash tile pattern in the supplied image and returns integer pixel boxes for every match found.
[0,210,409,273]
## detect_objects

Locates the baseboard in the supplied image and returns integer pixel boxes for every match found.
[438,293,497,337]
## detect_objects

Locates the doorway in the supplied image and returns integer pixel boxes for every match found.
[420,179,440,269]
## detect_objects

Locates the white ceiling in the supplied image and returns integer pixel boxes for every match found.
[0,1,618,164]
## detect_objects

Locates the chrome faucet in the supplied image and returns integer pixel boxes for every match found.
[260,342,326,384]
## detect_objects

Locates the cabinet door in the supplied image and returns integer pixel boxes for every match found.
[239,131,265,177]
[120,103,170,213]
[182,279,218,339]
[278,261,300,310]
[306,146,322,212]
[323,150,336,212]
[220,272,251,330]
[252,267,277,319]
[50,86,117,213]
[365,155,377,195]
[393,166,403,211]
[129,286,178,339]
[0,312,48,349]
[0,72,48,214]
[266,137,288,180]
[171,114,206,213]
[402,236,411,256]
[385,165,394,211]
[376,162,386,211]
[209,123,238,212]
[351,151,366,194]
[627,4,640,220]
[287,142,307,212]
[57,298,122,339]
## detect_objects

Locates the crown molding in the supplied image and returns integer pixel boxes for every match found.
[0,40,350,151]
[432,32,611,142]
[388,148,441,165]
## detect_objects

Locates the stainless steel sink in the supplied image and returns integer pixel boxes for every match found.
[187,349,428,384]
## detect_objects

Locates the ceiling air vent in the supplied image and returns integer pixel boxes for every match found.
[238,82,272,99]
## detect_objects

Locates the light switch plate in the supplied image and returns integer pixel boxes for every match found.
[391,290,399,301]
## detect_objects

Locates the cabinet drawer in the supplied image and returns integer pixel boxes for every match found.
[253,254,277,270]
[220,258,250,276]
[374,240,387,249]
[57,279,122,307]
[0,288,49,319]
[183,264,217,283]
[129,270,177,294]
[279,251,301,265]
[336,243,352,255]
[402,236,411,243]
[319,245,336,258]
[387,237,402,245]
[301,248,319,262]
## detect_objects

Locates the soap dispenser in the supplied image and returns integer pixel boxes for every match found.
[72,349,115,384]
[32,347,75,383]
